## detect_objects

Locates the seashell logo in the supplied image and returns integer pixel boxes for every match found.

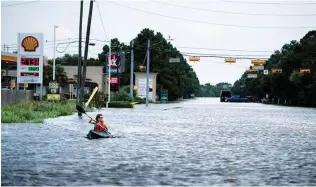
[21,36,39,52]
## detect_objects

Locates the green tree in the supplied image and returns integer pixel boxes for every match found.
[232,30,316,107]
[43,64,68,86]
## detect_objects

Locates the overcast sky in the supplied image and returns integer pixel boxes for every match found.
[1,0,316,84]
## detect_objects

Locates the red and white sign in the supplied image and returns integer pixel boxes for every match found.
[106,54,121,68]
[107,77,119,84]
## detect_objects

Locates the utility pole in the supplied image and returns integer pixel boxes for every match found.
[116,50,119,92]
[77,0,83,110]
[53,25,59,80]
[80,0,94,108]
[130,40,134,100]
[146,39,150,107]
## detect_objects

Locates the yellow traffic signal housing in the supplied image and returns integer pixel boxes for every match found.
[139,65,146,72]
[189,56,200,62]
[251,59,266,65]
[225,58,236,63]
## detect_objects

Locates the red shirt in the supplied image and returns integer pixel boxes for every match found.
[89,120,107,132]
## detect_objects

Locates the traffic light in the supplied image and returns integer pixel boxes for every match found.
[139,66,146,72]
[189,56,200,62]
[149,88,153,92]
[272,69,282,74]
[300,69,311,74]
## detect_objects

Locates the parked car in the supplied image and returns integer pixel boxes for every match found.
[226,95,249,102]
[246,96,255,102]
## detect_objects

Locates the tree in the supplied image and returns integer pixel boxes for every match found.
[43,64,68,86]
[96,28,200,100]
[232,30,316,107]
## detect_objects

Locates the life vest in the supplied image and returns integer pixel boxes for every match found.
[94,121,106,132]
[89,120,107,132]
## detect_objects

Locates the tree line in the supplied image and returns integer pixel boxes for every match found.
[197,82,232,97]
[46,28,200,100]
[231,30,316,107]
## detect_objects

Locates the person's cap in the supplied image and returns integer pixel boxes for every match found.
[96,114,103,118]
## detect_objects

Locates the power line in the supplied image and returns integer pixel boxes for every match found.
[181,52,270,59]
[200,58,250,69]
[105,1,316,29]
[1,42,276,54]
[150,0,316,17]
[96,0,109,41]
[1,0,39,7]
[182,52,270,57]
[220,0,316,5]
[176,46,273,53]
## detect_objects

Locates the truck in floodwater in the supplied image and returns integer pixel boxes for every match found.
[220,90,232,102]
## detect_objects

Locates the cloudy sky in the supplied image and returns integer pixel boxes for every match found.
[1,0,316,84]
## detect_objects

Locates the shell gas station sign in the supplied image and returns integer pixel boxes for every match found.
[17,33,44,84]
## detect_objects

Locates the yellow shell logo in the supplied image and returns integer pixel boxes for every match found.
[21,36,39,52]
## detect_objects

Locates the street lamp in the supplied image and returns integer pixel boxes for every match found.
[53,25,59,81]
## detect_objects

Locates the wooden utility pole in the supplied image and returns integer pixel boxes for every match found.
[79,0,94,108]
[77,0,84,116]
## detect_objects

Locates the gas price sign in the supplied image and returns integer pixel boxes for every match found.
[18,56,43,83]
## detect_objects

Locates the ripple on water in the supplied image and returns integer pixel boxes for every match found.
[2,98,316,185]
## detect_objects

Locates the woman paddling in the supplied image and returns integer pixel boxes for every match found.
[89,114,109,132]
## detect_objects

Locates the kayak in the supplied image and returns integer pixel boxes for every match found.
[86,130,116,139]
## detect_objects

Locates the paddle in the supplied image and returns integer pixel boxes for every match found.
[76,104,111,131]
[76,105,93,120]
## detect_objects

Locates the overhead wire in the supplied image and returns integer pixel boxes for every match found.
[96,0,109,41]
[149,0,316,17]
[104,1,316,29]
[1,0,39,7]
[198,58,250,69]
[220,0,316,5]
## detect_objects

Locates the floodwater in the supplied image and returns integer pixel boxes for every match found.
[1,98,316,185]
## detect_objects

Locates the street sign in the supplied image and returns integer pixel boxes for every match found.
[252,65,264,70]
[169,58,180,63]
[247,74,257,78]
[160,89,168,104]
[264,69,269,75]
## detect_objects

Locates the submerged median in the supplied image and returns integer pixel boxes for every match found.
[1,89,157,123]
[1,100,78,123]
[1,99,135,123]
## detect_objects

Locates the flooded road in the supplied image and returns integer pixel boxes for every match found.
[2,98,316,185]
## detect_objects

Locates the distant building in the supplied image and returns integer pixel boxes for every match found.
[1,52,102,97]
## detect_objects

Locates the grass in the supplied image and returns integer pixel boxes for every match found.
[1,100,77,123]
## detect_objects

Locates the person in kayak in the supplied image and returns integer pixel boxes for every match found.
[89,114,109,132]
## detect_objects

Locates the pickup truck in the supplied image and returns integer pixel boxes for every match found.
[226,96,249,102]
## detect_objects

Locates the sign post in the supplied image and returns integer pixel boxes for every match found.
[17,33,44,100]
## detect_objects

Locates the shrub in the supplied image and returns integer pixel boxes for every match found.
[112,91,132,102]
[107,101,133,108]
[134,97,146,104]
